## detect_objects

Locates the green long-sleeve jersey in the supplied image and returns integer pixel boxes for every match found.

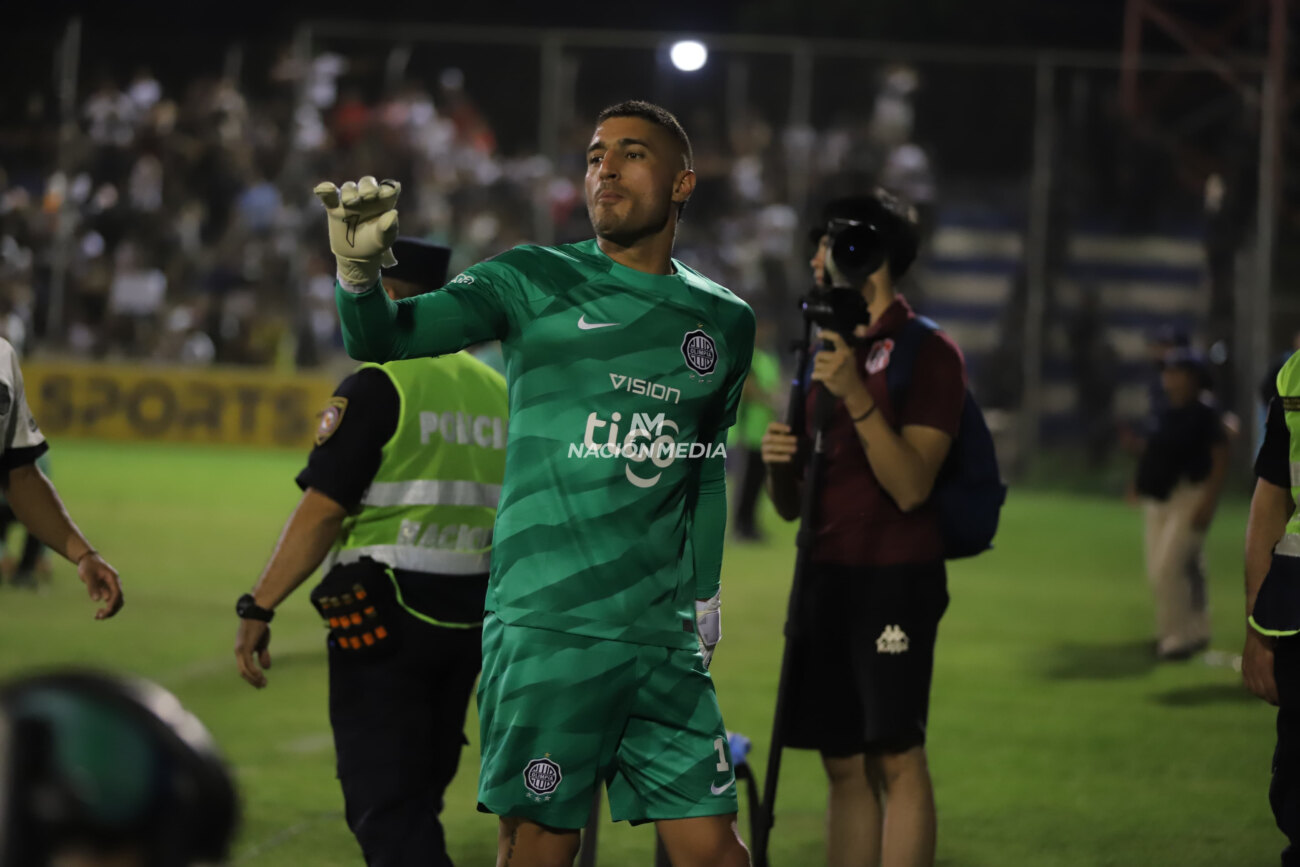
[336,239,755,648]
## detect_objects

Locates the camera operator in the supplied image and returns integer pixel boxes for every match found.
[761,191,966,867]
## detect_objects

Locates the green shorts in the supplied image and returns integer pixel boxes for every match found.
[476,614,739,828]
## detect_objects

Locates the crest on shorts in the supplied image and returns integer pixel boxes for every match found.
[523,756,563,802]
[865,339,895,376]
[875,624,910,654]
[0,382,12,418]
[681,330,717,376]
[315,397,348,446]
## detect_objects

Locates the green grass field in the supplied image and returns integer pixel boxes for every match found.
[0,440,1283,866]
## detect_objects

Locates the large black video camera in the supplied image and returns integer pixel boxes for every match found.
[799,217,886,345]
[800,286,870,346]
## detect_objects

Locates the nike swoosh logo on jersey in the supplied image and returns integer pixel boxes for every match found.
[577,315,619,330]
[710,778,736,796]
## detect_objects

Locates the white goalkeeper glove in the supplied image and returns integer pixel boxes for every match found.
[696,592,722,669]
[312,176,401,290]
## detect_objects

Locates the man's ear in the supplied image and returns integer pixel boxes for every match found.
[673,169,697,206]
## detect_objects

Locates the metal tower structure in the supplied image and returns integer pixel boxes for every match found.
[1121,0,1292,450]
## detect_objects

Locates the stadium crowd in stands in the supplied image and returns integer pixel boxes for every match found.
[0,49,930,367]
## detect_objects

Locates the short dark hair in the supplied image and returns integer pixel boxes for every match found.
[818,188,920,281]
[596,100,694,171]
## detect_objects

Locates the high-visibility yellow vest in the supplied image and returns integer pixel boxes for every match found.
[325,352,507,623]
[1251,352,1300,637]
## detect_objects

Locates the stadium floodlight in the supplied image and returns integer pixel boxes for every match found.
[669,40,708,72]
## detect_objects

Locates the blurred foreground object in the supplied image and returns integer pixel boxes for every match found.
[0,669,238,867]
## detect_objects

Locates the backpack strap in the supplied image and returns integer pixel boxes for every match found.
[885,315,938,416]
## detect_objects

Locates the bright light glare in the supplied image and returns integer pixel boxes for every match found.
[670,40,708,73]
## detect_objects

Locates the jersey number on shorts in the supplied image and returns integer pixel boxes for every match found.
[714,737,729,772]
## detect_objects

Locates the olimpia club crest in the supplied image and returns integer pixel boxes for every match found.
[523,756,563,802]
[681,330,717,375]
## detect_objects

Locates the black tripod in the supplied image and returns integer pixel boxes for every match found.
[751,316,838,867]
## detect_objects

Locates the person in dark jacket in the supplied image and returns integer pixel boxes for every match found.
[1134,348,1228,660]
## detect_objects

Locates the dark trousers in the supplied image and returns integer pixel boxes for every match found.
[734,448,766,537]
[1273,638,1300,866]
[328,611,482,867]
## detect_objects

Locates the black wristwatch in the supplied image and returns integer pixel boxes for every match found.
[236,593,275,623]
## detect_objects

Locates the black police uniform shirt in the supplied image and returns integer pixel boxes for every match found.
[0,338,49,480]
[1135,395,1226,501]
[296,367,488,624]
[1257,398,1291,489]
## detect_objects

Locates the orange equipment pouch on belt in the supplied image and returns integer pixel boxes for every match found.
[309,558,402,661]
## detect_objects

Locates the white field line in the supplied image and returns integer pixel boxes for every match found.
[1201,650,1243,672]
[232,811,344,864]
[152,637,340,862]
[155,638,324,688]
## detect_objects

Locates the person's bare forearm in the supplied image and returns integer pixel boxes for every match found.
[856,416,931,510]
[842,392,934,511]
[766,467,802,521]
[250,488,347,610]
[5,463,95,562]
[1246,479,1293,615]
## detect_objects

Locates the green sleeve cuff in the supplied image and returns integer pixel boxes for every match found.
[335,279,398,361]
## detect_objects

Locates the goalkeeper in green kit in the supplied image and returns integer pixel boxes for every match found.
[315,101,754,867]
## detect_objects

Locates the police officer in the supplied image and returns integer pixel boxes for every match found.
[233,238,507,867]
[0,669,238,867]
[1244,350,1300,865]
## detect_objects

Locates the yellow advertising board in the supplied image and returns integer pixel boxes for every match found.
[23,362,339,450]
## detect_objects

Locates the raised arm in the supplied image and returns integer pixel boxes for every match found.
[316,176,512,361]
[335,276,511,362]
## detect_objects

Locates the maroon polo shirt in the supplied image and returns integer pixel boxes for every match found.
[803,296,966,567]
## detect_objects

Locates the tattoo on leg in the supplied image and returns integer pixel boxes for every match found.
[504,826,518,866]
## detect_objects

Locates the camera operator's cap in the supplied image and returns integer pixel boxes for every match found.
[382,238,453,291]
[808,195,883,244]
